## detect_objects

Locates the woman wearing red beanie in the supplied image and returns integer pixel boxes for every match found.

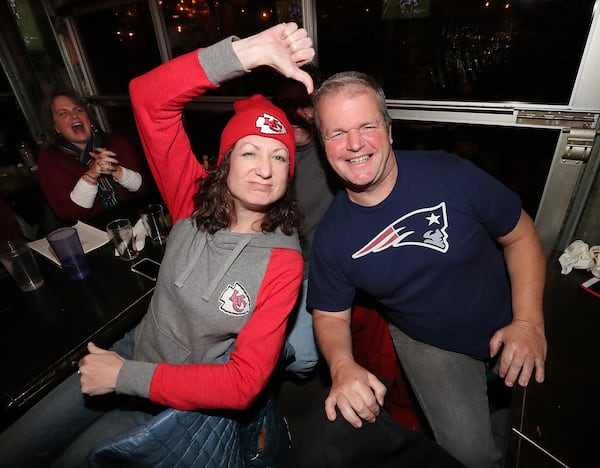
[0,23,314,467]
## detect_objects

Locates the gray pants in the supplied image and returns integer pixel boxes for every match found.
[389,325,505,468]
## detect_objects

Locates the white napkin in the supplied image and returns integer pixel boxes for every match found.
[30,221,109,266]
[113,218,147,256]
[558,240,595,275]
[133,218,147,251]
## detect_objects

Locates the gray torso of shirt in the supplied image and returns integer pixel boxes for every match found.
[293,142,338,277]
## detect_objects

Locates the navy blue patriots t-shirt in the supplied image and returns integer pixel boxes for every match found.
[308,150,521,359]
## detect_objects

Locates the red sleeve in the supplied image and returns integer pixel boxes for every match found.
[148,248,303,410]
[107,134,145,172]
[106,134,151,199]
[38,148,106,223]
[129,50,217,223]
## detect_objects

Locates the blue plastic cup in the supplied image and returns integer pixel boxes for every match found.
[47,227,90,280]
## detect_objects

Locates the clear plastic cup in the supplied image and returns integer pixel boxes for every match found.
[0,240,44,291]
[106,219,139,261]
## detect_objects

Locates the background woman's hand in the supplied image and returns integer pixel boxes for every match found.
[78,342,124,395]
[88,147,123,179]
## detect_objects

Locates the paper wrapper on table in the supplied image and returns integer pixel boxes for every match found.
[29,221,109,266]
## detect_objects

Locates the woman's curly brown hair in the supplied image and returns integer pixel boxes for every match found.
[192,150,301,235]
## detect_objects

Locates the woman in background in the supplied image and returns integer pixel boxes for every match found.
[38,90,148,224]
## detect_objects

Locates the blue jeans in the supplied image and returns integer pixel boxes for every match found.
[388,325,504,468]
[282,278,319,377]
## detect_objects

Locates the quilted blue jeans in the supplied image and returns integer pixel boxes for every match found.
[84,336,290,468]
[88,396,289,467]
[0,331,289,467]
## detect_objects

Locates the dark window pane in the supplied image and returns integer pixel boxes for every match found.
[391,122,559,216]
[0,96,34,153]
[161,0,281,53]
[160,0,297,96]
[102,106,142,150]
[74,2,162,94]
[0,71,34,146]
[317,0,595,104]
[181,107,231,162]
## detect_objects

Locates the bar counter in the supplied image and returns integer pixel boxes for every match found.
[0,238,163,428]
[505,252,599,467]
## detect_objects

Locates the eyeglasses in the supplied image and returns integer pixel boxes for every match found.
[322,120,384,142]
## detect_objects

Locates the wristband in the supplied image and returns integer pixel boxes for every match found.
[84,172,98,182]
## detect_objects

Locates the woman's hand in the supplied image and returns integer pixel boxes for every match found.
[88,147,123,179]
[78,342,124,395]
[233,23,316,94]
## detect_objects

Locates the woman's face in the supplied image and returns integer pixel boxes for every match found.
[52,95,92,149]
[227,134,290,218]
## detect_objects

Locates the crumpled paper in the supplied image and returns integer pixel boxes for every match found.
[559,240,600,276]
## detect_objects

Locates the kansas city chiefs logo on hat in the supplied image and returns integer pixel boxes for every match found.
[255,113,288,135]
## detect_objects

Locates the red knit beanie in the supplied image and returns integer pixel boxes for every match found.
[218,94,295,177]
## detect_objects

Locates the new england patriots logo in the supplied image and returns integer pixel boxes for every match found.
[352,202,449,259]
[219,282,251,316]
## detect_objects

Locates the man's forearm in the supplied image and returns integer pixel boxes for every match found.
[501,211,546,326]
[313,309,355,373]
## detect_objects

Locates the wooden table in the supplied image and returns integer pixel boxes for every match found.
[0,239,164,428]
[505,252,599,467]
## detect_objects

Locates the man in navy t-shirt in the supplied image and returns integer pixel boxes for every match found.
[307,71,547,468]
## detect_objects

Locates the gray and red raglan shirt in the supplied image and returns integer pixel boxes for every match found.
[121,38,303,411]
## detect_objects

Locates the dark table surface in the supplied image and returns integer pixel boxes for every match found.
[0,232,164,426]
[0,165,39,197]
[505,252,599,467]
